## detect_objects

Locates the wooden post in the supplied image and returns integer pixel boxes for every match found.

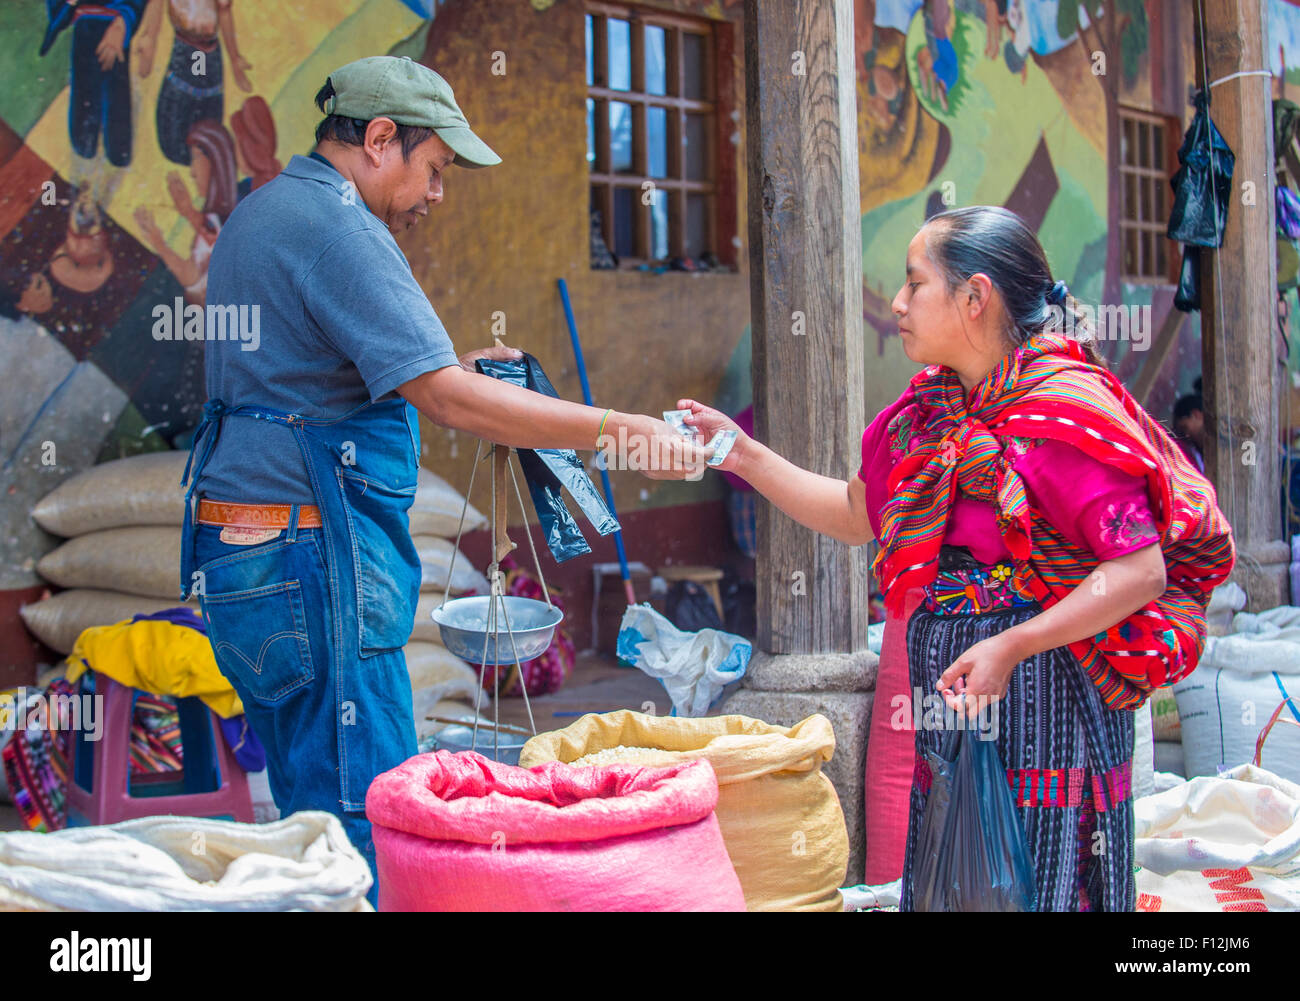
[742,0,868,654]
[1195,0,1291,609]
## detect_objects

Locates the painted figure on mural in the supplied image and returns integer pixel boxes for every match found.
[230,96,281,200]
[49,192,116,294]
[916,0,957,112]
[858,1,910,134]
[0,268,56,320]
[134,0,253,166]
[134,118,237,304]
[40,0,148,168]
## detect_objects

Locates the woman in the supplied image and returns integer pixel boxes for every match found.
[134,0,253,165]
[681,206,1234,911]
[134,118,238,304]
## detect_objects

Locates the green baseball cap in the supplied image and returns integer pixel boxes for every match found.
[323,55,501,168]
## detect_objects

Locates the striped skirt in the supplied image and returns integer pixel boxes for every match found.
[899,552,1136,912]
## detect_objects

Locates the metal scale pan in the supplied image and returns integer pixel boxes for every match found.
[428,439,560,760]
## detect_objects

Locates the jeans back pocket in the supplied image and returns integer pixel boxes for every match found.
[203,579,315,703]
[337,467,421,656]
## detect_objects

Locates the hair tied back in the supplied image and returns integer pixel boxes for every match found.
[1046,280,1069,306]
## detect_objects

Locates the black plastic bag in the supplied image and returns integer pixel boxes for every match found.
[476,353,620,563]
[1167,90,1235,248]
[1174,245,1201,313]
[911,721,1038,912]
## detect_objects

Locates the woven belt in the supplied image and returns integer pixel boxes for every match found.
[197,499,322,529]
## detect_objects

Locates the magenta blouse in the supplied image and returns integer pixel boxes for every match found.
[856,393,1160,565]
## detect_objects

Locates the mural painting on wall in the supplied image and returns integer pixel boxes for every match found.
[857,0,1160,376]
[0,0,437,601]
[0,0,438,451]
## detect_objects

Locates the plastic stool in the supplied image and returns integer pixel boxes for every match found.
[65,675,254,827]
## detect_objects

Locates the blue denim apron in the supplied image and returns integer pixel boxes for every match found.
[180,397,422,811]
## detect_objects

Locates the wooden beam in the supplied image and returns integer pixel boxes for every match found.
[743,0,867,654]
[1131,302,1185,408]
[1195,0,1290,606]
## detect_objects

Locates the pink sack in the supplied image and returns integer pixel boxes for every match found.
[863,585,925,885]
[366,751,746,911]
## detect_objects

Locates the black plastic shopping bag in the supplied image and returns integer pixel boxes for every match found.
[911,722,1037,912]
[1167,90,1234,249]
[476,353,619,563]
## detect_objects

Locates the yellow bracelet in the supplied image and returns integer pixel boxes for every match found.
[597,408,613,447]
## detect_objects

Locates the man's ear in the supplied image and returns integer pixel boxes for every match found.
[363,117,399,168]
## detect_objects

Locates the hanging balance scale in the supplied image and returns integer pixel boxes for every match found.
[429,437,563,760]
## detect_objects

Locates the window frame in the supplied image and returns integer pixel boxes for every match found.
[585,1,737,270]
[1117,104,1181,287]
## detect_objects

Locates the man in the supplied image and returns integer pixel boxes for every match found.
[180,55,704,905]
[1172,388,1205,474]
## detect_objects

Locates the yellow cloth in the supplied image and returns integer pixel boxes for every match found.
[521,711,849,912]
[66,618,245,719]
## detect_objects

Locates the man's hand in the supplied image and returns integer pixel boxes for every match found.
[458,344,523,373]
[609,414,715,481]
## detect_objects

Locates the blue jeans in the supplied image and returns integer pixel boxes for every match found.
[193,523,418,909]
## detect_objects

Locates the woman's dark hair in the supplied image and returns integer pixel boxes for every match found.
[923,205,1107,367]
[313,79,437,160]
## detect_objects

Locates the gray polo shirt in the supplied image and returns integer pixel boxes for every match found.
[197,153,459,504]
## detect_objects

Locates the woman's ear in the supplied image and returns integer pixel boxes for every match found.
[966,272,994,318]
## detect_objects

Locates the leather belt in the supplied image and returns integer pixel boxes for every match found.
[197,499,322,529]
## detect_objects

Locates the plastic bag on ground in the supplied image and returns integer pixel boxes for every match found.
[911,725,1037,912]
[616,603,750,717]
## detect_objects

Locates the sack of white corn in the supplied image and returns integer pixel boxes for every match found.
[20,589,197,655]
[36,527,181,599]
[31,451,188,536]
[408,467,486,538]
[521,710,849,912]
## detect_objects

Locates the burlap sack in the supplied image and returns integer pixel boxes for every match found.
[409,592,452,644]
[404,641,476,694]
[36,526,180,599]
[412,535,489,594]
[409,467,486,538]
[521,710,849,912]
[19,589,195,655]
[31,451,187,537]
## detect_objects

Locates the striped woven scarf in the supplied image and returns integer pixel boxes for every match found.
[874,332,1235,709]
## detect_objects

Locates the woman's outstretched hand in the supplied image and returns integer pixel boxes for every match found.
[673,398,748,476]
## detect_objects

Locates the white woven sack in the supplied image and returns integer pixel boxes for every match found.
[1135,763,1300,911]
[0,812,371,911]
